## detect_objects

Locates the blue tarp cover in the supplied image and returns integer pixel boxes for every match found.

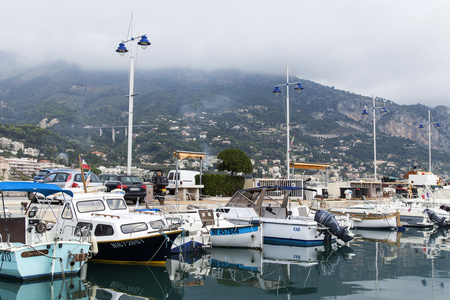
[0,182,73,197]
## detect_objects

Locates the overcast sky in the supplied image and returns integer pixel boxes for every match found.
[1,0,450,107]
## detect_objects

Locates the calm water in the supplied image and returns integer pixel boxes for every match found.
[2,227,450,300]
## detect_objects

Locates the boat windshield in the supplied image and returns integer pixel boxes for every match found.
[106,199,127,210]
[76,200,106,213]
[121,222,148,234]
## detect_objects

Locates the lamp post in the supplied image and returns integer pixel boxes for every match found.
[362,95,388,181]
[273,65,303,180]
[115,12,151,175]
[419,110,441,173]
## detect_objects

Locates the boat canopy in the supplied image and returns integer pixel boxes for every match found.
[289,162,330,170]
[172,150,206,160]
[0,182,73,197]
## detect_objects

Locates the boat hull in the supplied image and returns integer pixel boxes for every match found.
[171,228,211,253]
[210,224,262,249]
[399,212,434,227]
[90,230,182,265]
[262,218,333,247]
[0,241,90,280]
[330,209,402,230]
[349,212,401,229]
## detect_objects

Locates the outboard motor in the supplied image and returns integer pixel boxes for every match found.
[440,205,450,212]
[424,209,448,227]
[315,210,353,243]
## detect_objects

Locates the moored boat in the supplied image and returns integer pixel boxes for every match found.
[329,203,404,230]
[216,187,353,246]
[55,190,182,265]
[164,208,263,250]
[210,220,263,249]
[0,182,91,280]
[162,209,211,253]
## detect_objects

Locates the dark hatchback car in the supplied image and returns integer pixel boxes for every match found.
[99,174,147,204]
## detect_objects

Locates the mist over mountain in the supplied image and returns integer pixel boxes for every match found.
[0,62,448,177]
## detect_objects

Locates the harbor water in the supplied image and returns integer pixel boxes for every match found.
[1,227,450,299]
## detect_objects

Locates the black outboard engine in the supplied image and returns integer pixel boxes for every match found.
[440,205,450,212]
[424,209,448,227]
[314,210,353,243]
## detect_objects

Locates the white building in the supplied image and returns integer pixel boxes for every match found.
[5,157,39,180]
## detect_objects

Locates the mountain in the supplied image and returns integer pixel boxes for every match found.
[0,62,448,178]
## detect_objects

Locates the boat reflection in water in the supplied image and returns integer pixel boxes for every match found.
[84,263,182,300]
[0,276,87,300]
[353,228,403,245]
[165,243,354,297]
[20,228,445,300]
[401,227,450,258]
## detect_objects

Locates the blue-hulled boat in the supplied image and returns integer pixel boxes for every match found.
[0,182,91,280]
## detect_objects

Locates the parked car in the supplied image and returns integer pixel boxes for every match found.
[167,170,200,195]
[29,169,103,202]
[33,169,56,183]
[98,174,147,204]
[39,169,103,189]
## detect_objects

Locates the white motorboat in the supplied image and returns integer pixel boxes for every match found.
[165,208,263,250]
[0,182,91,280]
[390,193,449,227]
[215,187,353,247]
[56,190,182,265]
[329,203,404,230]
[163,209,212,253]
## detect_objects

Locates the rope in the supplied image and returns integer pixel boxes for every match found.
[147,232,170,264]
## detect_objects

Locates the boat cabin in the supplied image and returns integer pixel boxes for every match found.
[57,192,167,241]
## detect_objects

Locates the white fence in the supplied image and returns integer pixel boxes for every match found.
[253,179,304,199]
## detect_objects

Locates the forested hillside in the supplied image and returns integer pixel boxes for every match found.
[0,63,448,177]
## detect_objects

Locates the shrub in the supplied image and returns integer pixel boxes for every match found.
[196,174,245,196]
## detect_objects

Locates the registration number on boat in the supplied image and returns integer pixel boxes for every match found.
[110,239,145,249]
[0,251,11,261]
[210,228,240,235]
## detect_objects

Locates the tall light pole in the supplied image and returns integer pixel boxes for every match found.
[115,12,151,175]
[362,95,388,181]
[419,110,441,173]
[272,65,303,180]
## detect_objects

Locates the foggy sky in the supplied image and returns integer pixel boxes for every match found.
[1,0,450,107]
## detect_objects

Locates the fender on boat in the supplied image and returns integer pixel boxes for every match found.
[314,210,353,243]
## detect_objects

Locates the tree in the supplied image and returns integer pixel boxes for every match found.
[17,149,24,158]
[217,148,253,176]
